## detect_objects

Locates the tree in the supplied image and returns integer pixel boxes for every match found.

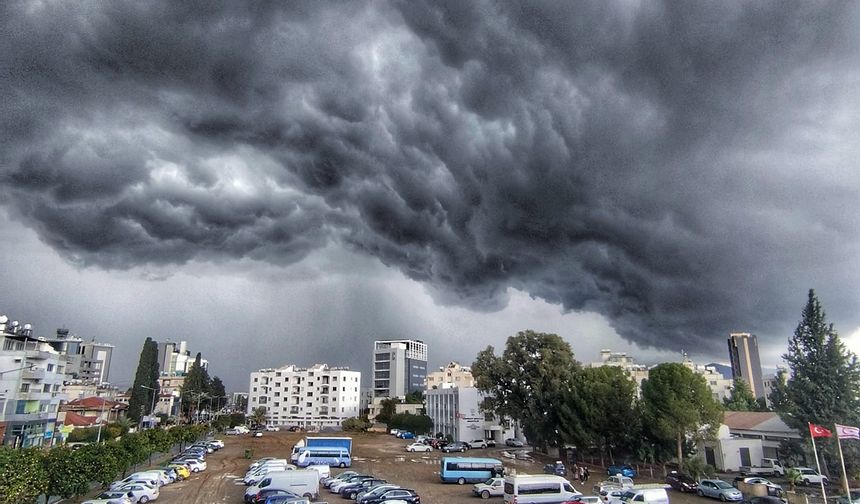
[640,363,723,466]
[180,353,211,419]
[775,289,860,477]
[0,448,47,504]
[375,398,398,429]
[404,390,424,405]
[43,447,89,500]
[566,366,637,466]
[776,289,860,430]
[128,337,160,423]
[473,330,578,456]
[723,378,760,411]
[249,406,268,428]
[390,412,434,434]
[210,376,227,411]
[342,417,372,432]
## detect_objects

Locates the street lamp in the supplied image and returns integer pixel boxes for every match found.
[194,392,209,424]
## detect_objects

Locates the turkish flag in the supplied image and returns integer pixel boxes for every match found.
[809,423,832,438]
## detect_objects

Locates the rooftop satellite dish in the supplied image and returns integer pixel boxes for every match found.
[0,315,7,324]
[23,323,32,330]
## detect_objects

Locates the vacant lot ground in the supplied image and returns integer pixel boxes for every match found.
[70,431,830,504]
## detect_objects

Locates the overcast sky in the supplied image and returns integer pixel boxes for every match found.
[2,1,860,393]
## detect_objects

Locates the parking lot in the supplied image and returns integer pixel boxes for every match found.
[67,431,830,504]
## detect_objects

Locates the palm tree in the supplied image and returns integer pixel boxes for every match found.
[250,407,268,428]
[785,468,802,492]
[114,416,134,434]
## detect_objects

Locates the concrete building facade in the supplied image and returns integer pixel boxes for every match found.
[728,333,765,399]
[372,339,427,398]
[425,386,514,444]
[682,353,735,402]
[426,362,475,390]
[0,317,67,447]
[157,340,209,376]
[248,363,361,430]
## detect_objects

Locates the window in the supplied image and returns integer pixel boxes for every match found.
[47,364,54,372]
[20,383,30,392]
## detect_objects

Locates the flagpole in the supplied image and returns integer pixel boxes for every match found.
[836,426,852,504]
[810,427,828,502]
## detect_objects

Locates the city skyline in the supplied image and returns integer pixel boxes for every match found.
[2,2,860,392]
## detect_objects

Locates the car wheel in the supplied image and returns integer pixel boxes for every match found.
[139,497,149,504]
[482,490,490,499]
[339,462,346,468]
[303,493,312,499]
[409,448,414,452]
[350,492,357,499]
[193,468,200,473]
[697,490,704,497]
[458,477,466,485]
[720,494,726,502]
[803,479,810,486]
[461,448,466,452]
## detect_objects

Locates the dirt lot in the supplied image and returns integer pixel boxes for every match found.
[79,432,825,504]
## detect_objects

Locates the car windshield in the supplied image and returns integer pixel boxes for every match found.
[715,482,734,489]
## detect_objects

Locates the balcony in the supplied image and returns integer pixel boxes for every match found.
[21,369,49,380]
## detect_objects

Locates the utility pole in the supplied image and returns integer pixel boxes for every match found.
[140,385,157,429]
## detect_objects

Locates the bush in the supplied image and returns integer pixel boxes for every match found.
[342,417,372,432]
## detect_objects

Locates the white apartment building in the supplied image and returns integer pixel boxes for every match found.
[248,363,361,430]
[372,339,428,398]
[682,353,734,402]
[588,349,650,396]
[426,361,475,390]
[425,386,515,444]
[157,340,208,376]
[0,317,67,447]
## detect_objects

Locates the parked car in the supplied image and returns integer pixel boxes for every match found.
[442,441,468,453]
[666,471,698,492]
[505,438,524,447]
[544,461,566,476]
[82,491,135,504]
[468,439,488,449]
[340,478,387,500]
[322,470,359,488]
[698,479,743,501]
[837,490,860,504]
[115,483,159,503]
[248,488,302,504]
[109,477,159,491]
[485,439,497,447]
[733,477,782,494]
[266,425,281,431]
[390,429,401,436]
[357,484,400,501]
[428,438,447,449]
[795,467,829,486]
[745,497,787,504]
[397,431,415,439]
[164,464,190,481]
[208,439,225,449]
[177,459,207,472]
[607,464,637,478]
[405,442,432,453]
[472,477,504,499]
[331,475,373,493]
[360,488,420,504]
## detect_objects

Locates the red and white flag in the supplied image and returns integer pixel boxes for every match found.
[809,423,832,438]
[836,424,860,440]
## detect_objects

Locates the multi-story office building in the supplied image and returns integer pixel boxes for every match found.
[728,333,765,399]
[0,317,67,447]
[248,363,361,430]
[425,386,514,444]
[426,361,475,390]
[372,339,427,398]
[78,341,114,384]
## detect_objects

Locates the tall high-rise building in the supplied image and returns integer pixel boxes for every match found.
[728,332,765,399]
[79,341,114,384]
[372,339,427,398]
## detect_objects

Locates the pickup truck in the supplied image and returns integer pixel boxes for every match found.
[738,458,785,477]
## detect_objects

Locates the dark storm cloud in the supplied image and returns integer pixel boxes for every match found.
[2,1,860,354]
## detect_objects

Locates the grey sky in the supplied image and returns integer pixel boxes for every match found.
[2,1,860,392]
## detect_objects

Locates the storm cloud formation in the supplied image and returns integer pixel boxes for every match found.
[2,1,860,355]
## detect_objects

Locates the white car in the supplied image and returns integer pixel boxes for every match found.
[796,467,829,486]
[266,425,281,431]
[405,442,432,452]
[109,478,159,491]
[469,439,488,449]
[180,459,207,473]
[209,439,225,449]
[473,477,504,499]
[83,491,135,504]
[116,483,159,503]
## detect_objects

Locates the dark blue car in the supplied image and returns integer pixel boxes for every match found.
[607,464,637,478]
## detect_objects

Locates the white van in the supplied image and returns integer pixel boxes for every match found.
[503,474,581,504]
[244,470,320,501]
[130,470,170,486]
[618,488,669,504]
[244,465,289,485]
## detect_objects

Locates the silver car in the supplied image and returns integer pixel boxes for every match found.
[698,479,743,501]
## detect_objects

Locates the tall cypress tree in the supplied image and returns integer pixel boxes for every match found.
[776,289,860,431]
[128,337,160,423]
[180,353,211,419]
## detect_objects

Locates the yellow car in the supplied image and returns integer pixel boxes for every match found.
[167,464,191,480]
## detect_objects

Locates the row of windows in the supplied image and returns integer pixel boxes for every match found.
[504,483,569,495]
[445,462,501,471]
